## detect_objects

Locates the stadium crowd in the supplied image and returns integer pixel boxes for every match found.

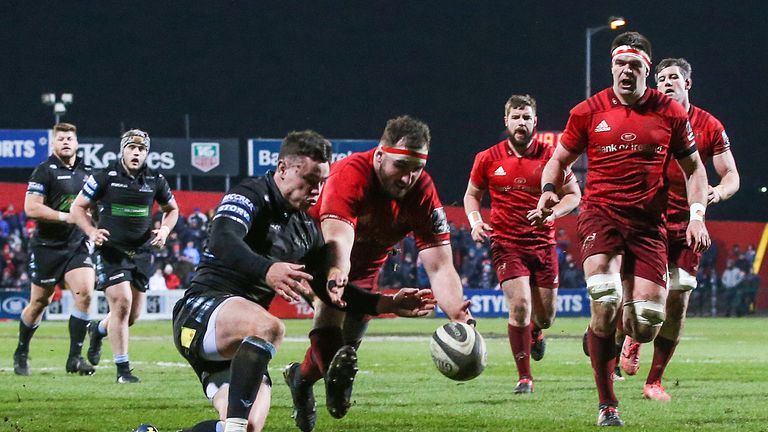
[0,204,757,317]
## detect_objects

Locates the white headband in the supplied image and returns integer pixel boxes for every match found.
[611,45,652,68]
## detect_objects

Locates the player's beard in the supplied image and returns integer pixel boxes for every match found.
[506,127,533,148]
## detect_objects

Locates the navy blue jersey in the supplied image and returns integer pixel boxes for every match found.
[27,155,92,247]
[82,161,174,250]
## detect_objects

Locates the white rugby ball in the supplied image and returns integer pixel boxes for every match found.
[430,322,487,381]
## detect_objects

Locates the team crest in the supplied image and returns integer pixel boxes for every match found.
[191,142,220,173]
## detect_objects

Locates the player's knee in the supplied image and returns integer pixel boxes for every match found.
[259,315,285,346]
[626,299,665,338]
[587,273,622,306]
[110,297,132,318]
[668,267,697,291]
[73,290,92,309]
[508,303,530,326]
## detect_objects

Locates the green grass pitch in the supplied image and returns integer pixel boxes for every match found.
[1,317,766,431]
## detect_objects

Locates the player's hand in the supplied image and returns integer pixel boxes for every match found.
[526,207,555,227]
[536,191,560,213]
[707,185,723,205]
[380,288,437,317]
[88,227,110,247]
[446,299,473,323]
[150,226,171,248]
[686,220,711,253]
[266,262,314,302]
[470,222,493,243]
[326,266,348,307]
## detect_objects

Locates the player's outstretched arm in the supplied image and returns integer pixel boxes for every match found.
[376,288,437,317]
[320,218,355,306]
[419,244,472,323]
[677,151,711,252]
[537,144,580,213]
[463,181,492,242]
[709,150,740,204]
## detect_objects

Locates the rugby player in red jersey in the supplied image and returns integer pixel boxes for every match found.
[537,32,711,426]
[283,115,473,432]
[464,94,581,394]
[619,58,739,401]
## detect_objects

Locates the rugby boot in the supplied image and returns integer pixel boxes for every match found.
[87,320,104,366]
[13,349,30,376]
[325,345,358,419]
[531,327,546,361]
[620,336,641,376]
[117,370,141,384]
[642,381,671,401]
[597,405,624,426]
[283,362,317,432]
[513,377,534,394]
[66,355,96,376]
[611,365,625,382]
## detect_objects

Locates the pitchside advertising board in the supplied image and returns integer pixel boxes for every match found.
[436,288,590,318]
[78,137,239,176]
[248,138,379,176]
[0,130,51,168]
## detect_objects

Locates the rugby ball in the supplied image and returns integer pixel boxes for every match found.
[430,322,487,381]
[133,424,159,432]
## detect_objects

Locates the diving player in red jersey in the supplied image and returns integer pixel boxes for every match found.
[284,115,473,432]
[619,58,740,402]
[464,94,581,394]
[537,32,710,426]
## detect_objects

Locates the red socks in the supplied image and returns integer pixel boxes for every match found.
[299,326,344,383]
[587,327,618,406]
[507,323,533,379]
[646,336,677,384]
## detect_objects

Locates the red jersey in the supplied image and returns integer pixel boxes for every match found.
[667,104,730,225]
[560,88,696,223]
[469,138,566,246]
[308,148,451,281]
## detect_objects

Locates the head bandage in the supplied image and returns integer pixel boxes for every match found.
[120,129,150,152]
[380,145,428,163]
[611,45,652,69]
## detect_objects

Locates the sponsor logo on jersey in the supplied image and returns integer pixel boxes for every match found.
[109,272,126,281]
[221,193,255,211]
[431,207,450,235]
[620,133,637,142]
[722,131,730,148]
[594,120,611,132]
[56,175,72,180]
[217,204,252,222]
[493,166,506,176]
[110,182,128,188]
[27,182,45,193]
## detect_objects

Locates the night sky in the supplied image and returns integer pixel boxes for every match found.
[2,1,766,220]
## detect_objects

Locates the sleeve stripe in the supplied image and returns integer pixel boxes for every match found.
[212,213,250,231]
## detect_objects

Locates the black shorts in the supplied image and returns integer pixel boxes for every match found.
[29,238,94,288]
[95,245,152,292]
[172,291,272,397]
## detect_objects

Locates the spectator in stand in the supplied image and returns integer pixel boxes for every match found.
[721,259,745,317]
[184,217,206,249]
[560,253,585,288]
[182,241,201,267]
[164,264,181,290]
[148,268,168,291]
[729,244,742,262]
[4,205,23,237]
[700,239,718,269]
[0,217,9,238]
[744,244,756,268]
[188,207,209,231]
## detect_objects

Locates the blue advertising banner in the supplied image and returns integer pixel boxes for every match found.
[435,288,590,318]
[0,290,29,320]
[0,130,51,168]
[248,139,378,176]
